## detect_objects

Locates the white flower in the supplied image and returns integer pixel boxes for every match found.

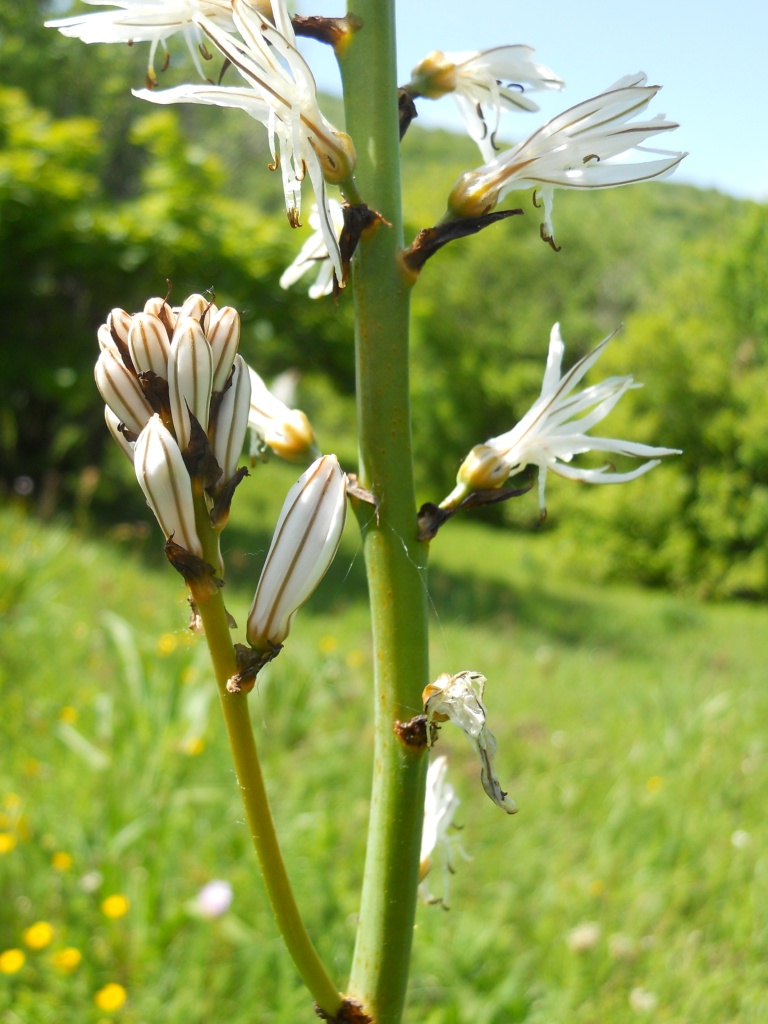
[629,987,658,1013]
[246,455,347,649]
[407,46,564,162]
[423,671,517,815]
[279,201,345,299]
[133,0,354,280]
[45,1,236,85]
[442,323,680,516]
[419,756,465,905]
[192,879,233,918]
[448,73,685,246]
[566,921,602,952]
[247,365,317,462]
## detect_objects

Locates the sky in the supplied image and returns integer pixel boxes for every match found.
[295,0,766,202]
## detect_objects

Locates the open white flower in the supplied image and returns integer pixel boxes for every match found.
[448,72,685,246]
[424,671,517,815]
[45,1,236,85]
[442,323,680,516]
[133,0,354,280]
[407,46,564,161]
[279,201,345,299]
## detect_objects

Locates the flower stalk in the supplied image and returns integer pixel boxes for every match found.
[189,495,344,1020]
[338,3,431,1021]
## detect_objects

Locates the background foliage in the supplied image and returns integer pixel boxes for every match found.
[2,1,767,600]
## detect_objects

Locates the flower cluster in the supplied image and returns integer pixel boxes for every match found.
[132,0,354,281]
[95,292,250,554]
[46,0,355,284]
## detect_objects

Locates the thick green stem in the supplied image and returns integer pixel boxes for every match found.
[339,4,431,1022]
[192,505,342,1018]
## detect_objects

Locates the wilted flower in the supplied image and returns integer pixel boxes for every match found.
[419,756,464,904]
[247,366,318,462]
[279,201,345,299]
[441,323,680,516]
[45,1,237,86]
[406,46,564,161]
[246,455,347,649]
[423,671,517,814]
[448,72,685,246]
[133,0,354,281]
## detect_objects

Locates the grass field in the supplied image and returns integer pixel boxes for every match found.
[1,472,767,1023]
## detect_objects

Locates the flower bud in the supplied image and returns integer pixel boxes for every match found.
[95,348,153,435]
[143,296,176,337]
[167,317,213,449]
[107,308,133,349]
[97,323,119,355]
[175,293,209,321]
[134,415,202,555]
[207,306,241,392]
[246,455,346,649]
[128,312,172,377]
[211,355,251,484]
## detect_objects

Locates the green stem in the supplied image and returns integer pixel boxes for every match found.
[192,503,342,1018]
[338,5,431,1022]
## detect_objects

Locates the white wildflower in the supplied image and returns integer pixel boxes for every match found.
[442,323,680,516]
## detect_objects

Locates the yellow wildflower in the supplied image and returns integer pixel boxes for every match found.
[0,948,25,974]
[52,947,82,972]
[23,921,54,950]
[319,635,338,654]
[646,775,664,793]
[52,851,73,871]
[94,983,127,1012]
[59,706,78,724]
[156,632,178,656]
[101,894,130,919]
[0,832,17,855]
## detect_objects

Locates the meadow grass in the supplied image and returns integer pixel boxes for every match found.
[1,481,766,1023]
